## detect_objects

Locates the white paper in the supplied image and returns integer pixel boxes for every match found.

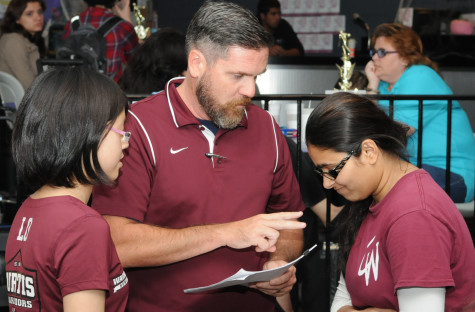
[184,244,317,294]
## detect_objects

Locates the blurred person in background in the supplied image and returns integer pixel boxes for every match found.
[119,27,187,94]
[62,0,139,82]
[365,23,475,203]
[257,0,304,56]
[0,0,46,90]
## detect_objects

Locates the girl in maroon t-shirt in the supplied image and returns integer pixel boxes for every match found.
[5,66,130,311]
[306,92,475,312]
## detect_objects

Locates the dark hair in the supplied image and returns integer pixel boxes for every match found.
[84,0,116,9]
[12,67,128,191]
[334,71,369,90]
[0,0,46,57]
[305,92,409,273]
[119,28,187,94]
[257,0,280,22]
[371,23,439,73]
[185,0,273,63]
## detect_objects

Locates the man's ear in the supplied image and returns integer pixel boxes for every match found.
[360,139,379,165]
[187,49,206,79]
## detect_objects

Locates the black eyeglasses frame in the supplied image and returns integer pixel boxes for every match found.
[314,151,354,180]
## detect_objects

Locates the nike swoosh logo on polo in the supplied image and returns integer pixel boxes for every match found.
[170,147,189,154]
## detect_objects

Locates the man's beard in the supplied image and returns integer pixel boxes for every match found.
[196,74,251,129]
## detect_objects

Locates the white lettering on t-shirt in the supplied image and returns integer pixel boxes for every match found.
[6,272,35,298]
[8,296,33,308]
[113,271,128,293]
[357,235,379,286]
[16,217,33,242]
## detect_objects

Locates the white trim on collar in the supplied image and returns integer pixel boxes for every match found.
[166,76,185,129]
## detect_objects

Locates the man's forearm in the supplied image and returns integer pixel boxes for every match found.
[104,215,229,267]
[104,212,306,268]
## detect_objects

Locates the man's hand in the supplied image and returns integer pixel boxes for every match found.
[249,260,297,296]
[222,211,305,253]
[113,0,133,24]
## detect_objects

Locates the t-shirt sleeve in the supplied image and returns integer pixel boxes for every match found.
[386,210,455,292]
[54,215,113,297]
[92,113,154,222]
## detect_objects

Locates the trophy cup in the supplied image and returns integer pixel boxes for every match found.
[133,2,150,40]
[336,30,355,91]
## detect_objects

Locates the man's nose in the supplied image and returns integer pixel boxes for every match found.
[240,80,256,98]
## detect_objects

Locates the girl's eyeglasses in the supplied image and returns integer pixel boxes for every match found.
[110,127,131,143]
[314,151,354,180]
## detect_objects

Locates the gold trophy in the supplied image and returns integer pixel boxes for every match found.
[336,30,355,91]
[133,2,150,40]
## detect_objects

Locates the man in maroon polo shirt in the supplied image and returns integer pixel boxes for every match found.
[92,1,306,311]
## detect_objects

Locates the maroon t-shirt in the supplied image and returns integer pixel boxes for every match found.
[92,78,305,311]
[5,196,129,311]
[346,170,475,311]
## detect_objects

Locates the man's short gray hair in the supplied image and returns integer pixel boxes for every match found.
[186,1,273,62]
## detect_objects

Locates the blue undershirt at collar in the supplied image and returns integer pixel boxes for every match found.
[198,119,219,135]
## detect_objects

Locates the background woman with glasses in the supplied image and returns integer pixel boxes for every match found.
[306,92,475,312]
[364,22,475,204]
[6,67,130,311]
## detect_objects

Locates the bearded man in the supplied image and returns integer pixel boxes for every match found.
[91,1,305,311]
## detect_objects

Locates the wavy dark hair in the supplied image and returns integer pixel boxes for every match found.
[371,23,439,74]
[12,67,128,191]
[305,92,410,273]
[0,0,46,57]
[119,28,187,94]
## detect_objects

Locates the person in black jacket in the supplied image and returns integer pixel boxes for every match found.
[257,0,304,56]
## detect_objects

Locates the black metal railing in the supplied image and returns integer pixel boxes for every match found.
[127,92,475,213]
[253,94,475,200]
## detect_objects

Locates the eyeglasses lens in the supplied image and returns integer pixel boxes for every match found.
[370,49,387,58]
[123,132,131,143]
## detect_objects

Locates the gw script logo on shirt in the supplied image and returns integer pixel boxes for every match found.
[357,235,380,286]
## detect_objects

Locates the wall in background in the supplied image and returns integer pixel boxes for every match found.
[152,0,475,57]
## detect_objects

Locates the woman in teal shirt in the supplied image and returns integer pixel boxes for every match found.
[365,23,474,203]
